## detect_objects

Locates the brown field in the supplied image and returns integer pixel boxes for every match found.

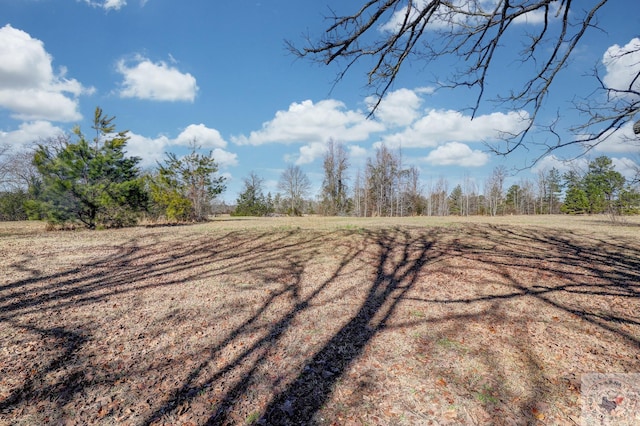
[1,215,639,425]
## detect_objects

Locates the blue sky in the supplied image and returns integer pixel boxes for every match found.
[1,0,639,203]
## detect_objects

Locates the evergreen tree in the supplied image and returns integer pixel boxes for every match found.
[561,169,591,215]
[617,186,640,215]
[233,172,270,216]
[504,185,521,215]
[584,156,625,215]
[0,190,29,221]
[448,184,463,215]
[561,184,589,214]
[29,107,147,229]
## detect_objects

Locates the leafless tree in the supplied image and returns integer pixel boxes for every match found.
[485,165,507,216]
[320,139,350,215]
[403,165,423,215]
[0,144,11,189]
[429,176,449,216]
[352,168,365,217]
[293,1,638,158]
[462,174,478,216]
[366,144,400,216]
[278,164,311,216]
[0,136,66,191]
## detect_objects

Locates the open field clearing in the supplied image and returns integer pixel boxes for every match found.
[1,216,639,425]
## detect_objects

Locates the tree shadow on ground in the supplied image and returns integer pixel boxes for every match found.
[222,228,437,425]
[1,223,639,425]
[1,227,337,423]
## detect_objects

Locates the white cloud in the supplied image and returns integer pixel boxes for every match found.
[81,0,127,10]
[530,155,580,174]
[116,56,198,102]
[125,132,171,168]
[381,0,561,32]
[512,2,564,24]
[104,0,126,9]
[349,145,368,160]
[381,109,529,148]
[602,38,640,97]
[366,87,426,127]
[0,121,64,151]
[531,155,638,181]
[593,121,640,154]
[379,0,442,33]
[175,124,227,148]
[83,0,149,9]
[612,157,640,180]
[125,124,236,169]
[295,142,327,165]
[423,141,489,167]
[210,148,238,168]
[0,25,92,122]
[232,99,385,146]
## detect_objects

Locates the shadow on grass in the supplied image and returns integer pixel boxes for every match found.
[211,228,436,425]
[0,223,639,424]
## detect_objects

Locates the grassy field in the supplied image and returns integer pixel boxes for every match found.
[0,215,639,425]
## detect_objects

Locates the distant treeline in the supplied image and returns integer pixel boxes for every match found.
[1,111,639,227]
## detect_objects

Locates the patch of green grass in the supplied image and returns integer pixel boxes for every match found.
[436,337,467,353]
[337,223,366,234]
[245,411,260,424]
[474,385,499,404]
[272,225,301,232]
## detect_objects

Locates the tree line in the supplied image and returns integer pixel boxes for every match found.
[235,139,640,219]
[1,109,639,228]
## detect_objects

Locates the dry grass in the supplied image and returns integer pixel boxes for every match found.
[0,215,639,425]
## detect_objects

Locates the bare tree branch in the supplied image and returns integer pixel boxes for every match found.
[293,0,638,159]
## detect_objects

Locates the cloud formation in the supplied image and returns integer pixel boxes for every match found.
[81,0,127,10]
[531,154,639,182]
[424,141,489,167]
[232,99,384,146]
[0,25,93,122]
[381,109,529,148]
[366,87,426,127]
[116,56,198,102]
[175,124,227,149]
[381,0,562,32]
[232,87,531,167]
[295,142,327,165]
[602,37,640,96]
[593,121,640,154]
[0,121,65,151]
[125,124,237,169]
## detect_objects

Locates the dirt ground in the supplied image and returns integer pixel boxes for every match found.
[0,216,639,425]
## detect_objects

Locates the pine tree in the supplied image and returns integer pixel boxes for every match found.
[584,156,625,215]
[29,107,147,229]
[233,172,269,216]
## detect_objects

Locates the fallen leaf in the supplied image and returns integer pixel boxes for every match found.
[98,406,108,418]
[531,407,545,420]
